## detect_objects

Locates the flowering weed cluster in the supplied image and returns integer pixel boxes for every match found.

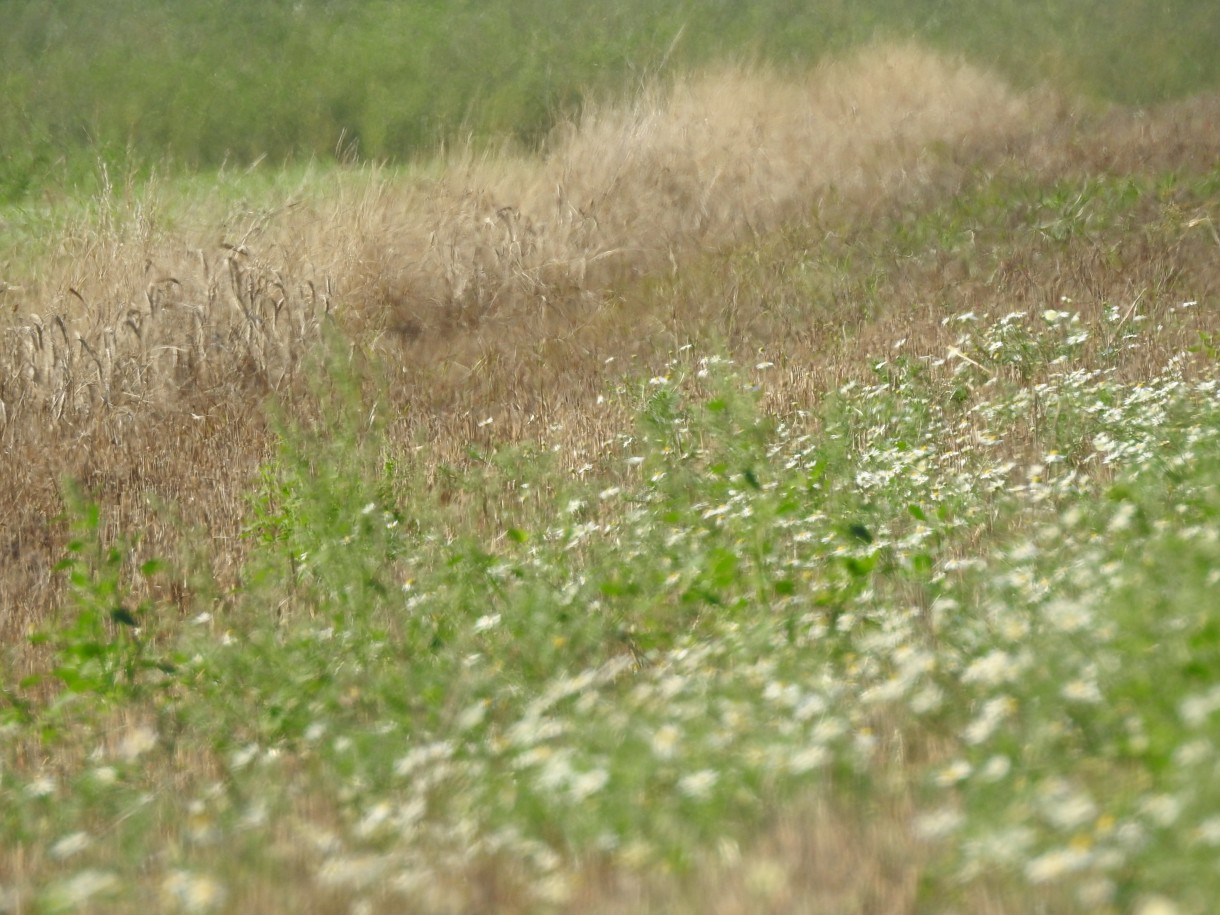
[3,297,1219,912]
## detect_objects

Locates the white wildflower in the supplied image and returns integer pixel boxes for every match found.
[473,612,501,633]
[961,650,1023,687]
[1133,896,1183,915]
[1108,502,1137,532]
[228,744,259,771]
[913,807,964,840]
[935,759,972,786]
[650,724,681,760]
[793,692,828,721]
[1040,780,1097,831]
[1140,794,1183,828]
[160,871,227,913]
[506,714,564,747]
[394,740,455,778]
[910,684,944,714]
[118,724,158,761]
[1024,846,1092,884]
[303,722,326,743]
[788,745,831,774]
[978,755,1012,782]
[569,768,610,801]
[1061,678,1103,704]
[49,832,91,861]
[24,775,55,798]
[861,678,906,705]
[1179,685,1220,726]
[537,750,575,791]
[1046,598,1092,633]
[677,769,718,800]
[811,718,847,743]
[963,696,1014,745]
[91,766,118,786]
[456,700,488,731]
[355,802,395,839]
[43,870,120,909]
[1194,817,1220,847]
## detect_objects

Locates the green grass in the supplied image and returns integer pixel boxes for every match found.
[2,0,1218,203]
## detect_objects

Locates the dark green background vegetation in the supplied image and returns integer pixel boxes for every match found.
[2,0,1217,202]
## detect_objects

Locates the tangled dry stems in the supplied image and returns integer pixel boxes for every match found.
[2,45,1042,427]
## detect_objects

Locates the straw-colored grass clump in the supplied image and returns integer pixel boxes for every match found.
[1,45,1040,430]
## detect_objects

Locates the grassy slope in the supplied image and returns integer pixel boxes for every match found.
[1,12,1220,915]
[1,0,1218,203]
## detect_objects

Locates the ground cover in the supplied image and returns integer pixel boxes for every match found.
[1,35,1220,915]
[2,0,1218,203]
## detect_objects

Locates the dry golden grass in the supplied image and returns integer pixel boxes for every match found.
[2,42,1220,912]
[4,45,1042,407]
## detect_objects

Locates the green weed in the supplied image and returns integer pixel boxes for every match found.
[27,493,178,714]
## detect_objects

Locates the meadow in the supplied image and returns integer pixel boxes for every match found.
[2,0,1218,203]
[2,5,1220,914]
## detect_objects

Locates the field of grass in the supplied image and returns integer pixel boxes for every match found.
[2,7,1220,915]
[2,0,1219,204]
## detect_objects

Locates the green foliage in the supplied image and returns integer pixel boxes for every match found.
[2,0,1218,202]
[27,492,178,709]
[242,339,406,627]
